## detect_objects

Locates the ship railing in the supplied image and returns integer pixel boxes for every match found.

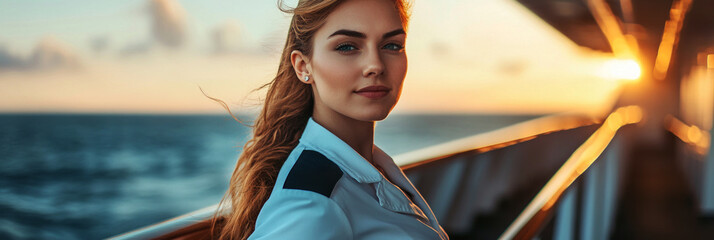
[109,109,615,239]
[499,106,642,239]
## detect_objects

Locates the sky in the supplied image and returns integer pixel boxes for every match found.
[0,0,628,115]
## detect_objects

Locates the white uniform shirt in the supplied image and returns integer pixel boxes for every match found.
[249,118,449,239]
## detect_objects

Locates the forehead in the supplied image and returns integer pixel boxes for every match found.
[316,0,404,38]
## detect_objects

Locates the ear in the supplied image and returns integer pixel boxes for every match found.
[290,50,312,84]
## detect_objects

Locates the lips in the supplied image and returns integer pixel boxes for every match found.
[356,85,391,92]
[354,85,391,99]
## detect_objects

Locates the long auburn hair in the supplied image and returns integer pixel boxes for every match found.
[210,0,410,239]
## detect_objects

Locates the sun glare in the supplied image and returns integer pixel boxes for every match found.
[599,59,642,81]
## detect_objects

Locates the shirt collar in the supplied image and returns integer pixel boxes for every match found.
[299,117,382,183]
[372,146,429,220]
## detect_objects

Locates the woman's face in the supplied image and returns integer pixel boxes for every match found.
[299,0,407,122]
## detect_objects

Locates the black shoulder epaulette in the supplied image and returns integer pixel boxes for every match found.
[283,150,344,197]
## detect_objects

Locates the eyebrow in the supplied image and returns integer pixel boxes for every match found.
[328,28,405,39]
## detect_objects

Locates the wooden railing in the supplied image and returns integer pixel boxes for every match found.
[499,106,643,239]
[108,111,604,239]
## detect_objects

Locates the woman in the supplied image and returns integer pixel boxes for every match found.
[212,0,449,239]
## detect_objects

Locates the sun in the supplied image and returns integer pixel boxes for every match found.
[599,59,642,81]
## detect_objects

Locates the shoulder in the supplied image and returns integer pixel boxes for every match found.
[252,150,352,239]
[282,149,344,198]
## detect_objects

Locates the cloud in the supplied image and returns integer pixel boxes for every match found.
[497,60,528,77]
[30,37,81,69]
[0,37,80,72]
[119,41,152,57]
[0,46,27,70]
[149,0,187,48]
[430,41,450,58]
[211,21,242,55]
[90,36,110,55]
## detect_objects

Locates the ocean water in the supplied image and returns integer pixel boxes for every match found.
[0,113,538,239]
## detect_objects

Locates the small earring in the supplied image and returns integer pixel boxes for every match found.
[304,75,310,82]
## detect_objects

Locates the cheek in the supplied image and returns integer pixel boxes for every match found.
[387,55,408,87]
[312,53,359,95]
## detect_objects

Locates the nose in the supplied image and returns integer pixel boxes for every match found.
[362,49,385,78]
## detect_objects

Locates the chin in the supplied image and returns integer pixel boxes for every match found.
[352,107,393,122]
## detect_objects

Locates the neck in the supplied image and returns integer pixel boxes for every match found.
[311,110,375,164]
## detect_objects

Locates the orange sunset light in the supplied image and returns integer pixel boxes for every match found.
[0,0,627,115]
[598,59,642,81]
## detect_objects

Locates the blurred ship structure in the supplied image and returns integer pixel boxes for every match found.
[110,0,714,239]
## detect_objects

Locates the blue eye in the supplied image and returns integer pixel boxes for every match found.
[335,44,357,52]
[383,43,404,51]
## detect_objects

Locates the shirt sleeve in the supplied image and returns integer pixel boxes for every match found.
[248,189,353,240]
